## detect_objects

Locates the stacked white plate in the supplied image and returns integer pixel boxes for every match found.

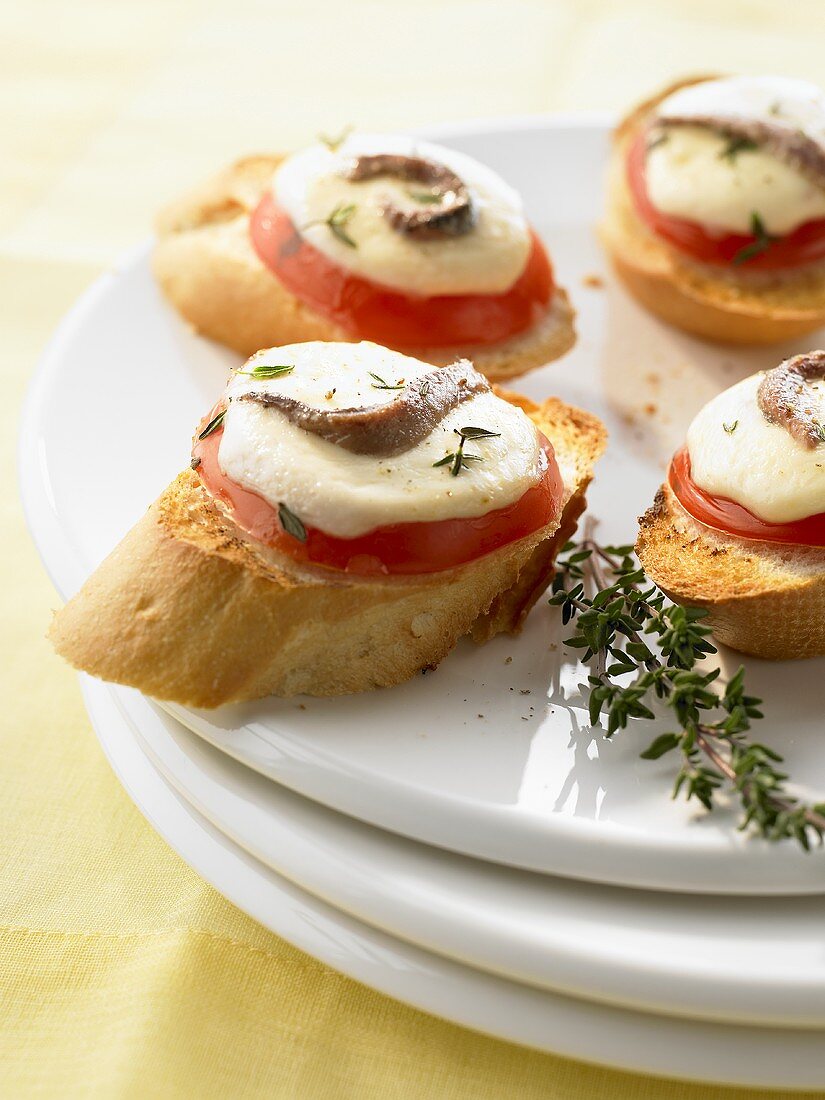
[21,118,825,1090]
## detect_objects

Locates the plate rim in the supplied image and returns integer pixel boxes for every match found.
[82,674,825,1091]
[119,681,825,1029]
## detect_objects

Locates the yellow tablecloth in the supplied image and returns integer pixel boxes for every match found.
[5,2,825,1095]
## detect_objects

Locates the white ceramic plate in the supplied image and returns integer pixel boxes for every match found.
[20,119,825,894]
[117,680,825,1028]
[82,674,825,1090]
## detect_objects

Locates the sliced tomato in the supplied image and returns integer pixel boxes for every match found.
[668,447,825,547]
[626,132,825,270]
[249,191,553,348]
[192,407,563,575]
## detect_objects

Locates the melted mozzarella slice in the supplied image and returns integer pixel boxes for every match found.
[647,76,825,236]
[273,134,531,296]
[686,373,825,524]
[219,343,542,539]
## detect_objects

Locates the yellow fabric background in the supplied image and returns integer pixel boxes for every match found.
[5,1,825,1095]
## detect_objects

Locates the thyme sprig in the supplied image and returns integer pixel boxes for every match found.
[305,203,358,248]
[197,408,226,440]
[236,363,294,380]
[550,528,825,848]
[408,189,442,205]
[733,211,777,265]
[369,371,405,390]
[433,425,501,477]
[720,135,758,162]
[318,125,353,152]
[278,502,307,542]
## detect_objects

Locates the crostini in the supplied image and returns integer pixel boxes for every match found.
[50,342,605,705]
[602,75,825,344]
[637,351,825,659]
[153,135,576,381]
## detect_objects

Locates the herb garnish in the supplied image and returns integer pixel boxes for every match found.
[369,371,405,390]
[433,425,501,477]
[197,408,226,440]
[733,212,778,265]
[278,502,307,542]
[723,420,738,434]
[408,190,442,205]
[550,530,825,849]
[325,203,357,248]
[647,132,669,153]
[317,125,353,152]
[305,203,358,248]
[720,135,758,162]
[236,363,294,380]
[814,421,825,444]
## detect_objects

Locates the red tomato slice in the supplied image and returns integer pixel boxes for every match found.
[626,132,825,270]
[668,447,825,547]
[192,407,563,575]
[249,191,554,348]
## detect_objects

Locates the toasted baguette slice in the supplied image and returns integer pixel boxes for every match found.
[153,156,576,382]
[49,391,605,706]
[601,76,825,345]
[636,483,825,660]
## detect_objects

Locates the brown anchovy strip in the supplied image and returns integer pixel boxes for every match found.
[340,154,477,240]
[656,114,825,191]
[236,360,489,457]
[757,350,825,448]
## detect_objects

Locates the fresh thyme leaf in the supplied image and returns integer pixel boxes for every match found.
[813,421,825,444]
[433,425,500,477]
[457,425,502,440]
[368,371,405,390]
[723,420,739,434]
[197,408,226,440]
[327,202,357,248]
[278,502,307,542]
[318,125,353,151]
[237,363,294,380]
[549,527,825,850]
[305,203,358,248]
[733,212,777,265]
[408,189,442,204]
[720,135,759,162]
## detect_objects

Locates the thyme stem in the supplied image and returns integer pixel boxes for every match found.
[550,526,825,848]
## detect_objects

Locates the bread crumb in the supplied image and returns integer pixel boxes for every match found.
[582,273,604,289]
[645,372,661,388]
[643,403,657,416]
[504,656,513,664]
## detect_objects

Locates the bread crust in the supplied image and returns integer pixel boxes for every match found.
[49,392,606,705]
[601,76,825,345]
[636,484,825,660]
[152,156,576,381]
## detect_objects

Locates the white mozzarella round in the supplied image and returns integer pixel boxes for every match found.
[218,343,543,539]
[686,371,825,524]
[273,134,531,296]
[646,76,825,236]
